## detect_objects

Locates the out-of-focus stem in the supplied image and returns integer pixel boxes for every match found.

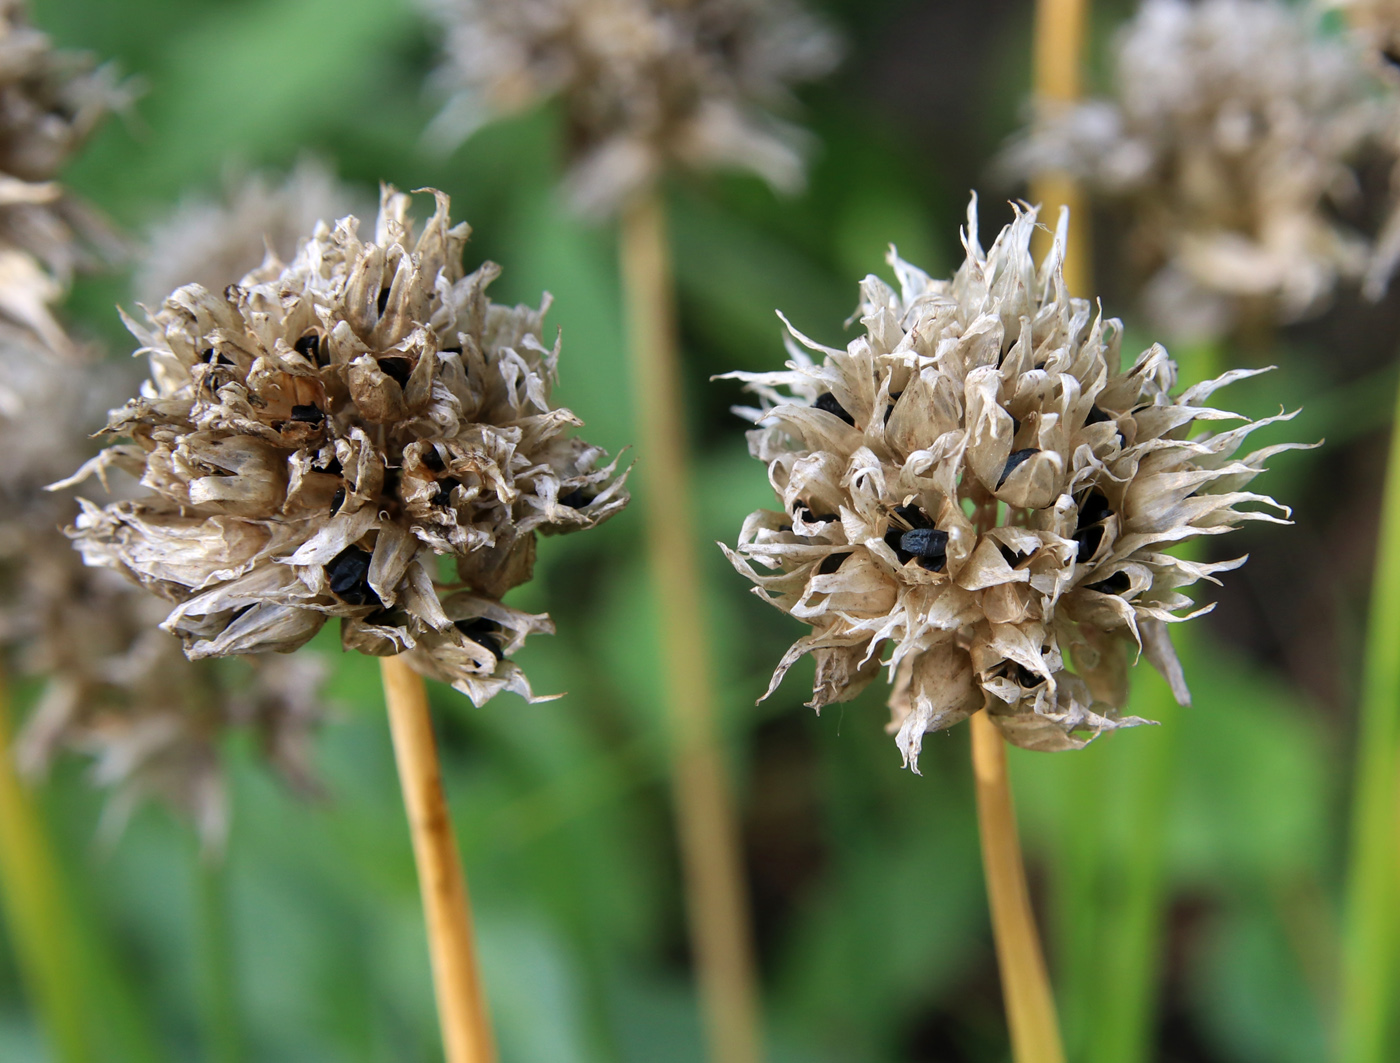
[381,656,495,1063]
[971,711,1066,1063]
[195,853,242,1063]
[0,667,91,1063]
[1029,0,1091,296]
[1337,371,1400,1063]
[619,188,763,1063]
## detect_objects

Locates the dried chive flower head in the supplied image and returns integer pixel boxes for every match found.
[1002,0,1389,340]
[720,199,1303,765]
[135,158,367,306]
[0,0,125,351]
[422,0,842,215]
[64,186,628,705]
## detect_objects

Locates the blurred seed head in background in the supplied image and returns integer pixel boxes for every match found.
[421,0,843,215]
[1003,0,1397,342]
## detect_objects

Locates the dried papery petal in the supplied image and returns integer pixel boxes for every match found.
[720,197,1306,766]
[1002,0,1395,339]
[64,186,629,705]
[421,0,842,215]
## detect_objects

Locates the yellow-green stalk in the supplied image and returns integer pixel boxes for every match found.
[620,189,764,1063]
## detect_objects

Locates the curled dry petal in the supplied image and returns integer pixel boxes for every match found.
[64,186,628,706]
[720,197,1306,765]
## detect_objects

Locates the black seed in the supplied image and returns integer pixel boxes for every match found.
[884,391,903,425]
[1010,415,1023,438]
[383,467,401,498]
[293,331,321,360]
[559,488,593,509]
[454,617,503,660]
[378,356,412,386]
[441,345,463,355]
[1085,404,1112,426]
[1073,524,1104,561]
[433,478,460,508]
[200,347,215,363]
[893,504,931,529]
[377,287,391,316]
[200,347,234,366]
[1088,570,1132,595]
[997,543,1021,567]
[1075,489,1112,530]
[331,487,346,514]
[899,527,948,559]
[814,392,855,426]
[1385,46,1400,69]
[998,448,1039,488]
[322,456,343,478]
[326,546,379,606]
[817,552,850,575]
[421,447,445,472]
[794,502,837,523]
[290,404,324,424]
[1006,662,1042,687]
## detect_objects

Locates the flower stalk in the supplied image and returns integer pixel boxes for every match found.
[971,709,1066,1063]
[0,667,92,1063]
[1028,0,1089,296]
[620,188,763,1063]
[382,656,495,1063]
[1338,372,1400,1063]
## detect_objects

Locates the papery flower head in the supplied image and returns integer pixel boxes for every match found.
[421,0,842,215]
[1002,0,1389,340]
[134,158,368,306]
[720,198,1304,765]
[0,0,126,351]
[62,186,628,705]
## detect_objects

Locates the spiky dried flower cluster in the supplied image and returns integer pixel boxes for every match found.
[422,0,841,215]
[0,0,125,352]
[64,186,628,705]
[721,201,1303,765]
[135,158,367,307]
[1002,0,1393,340]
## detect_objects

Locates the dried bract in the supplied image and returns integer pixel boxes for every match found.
[63,186,628,705]
[422,0,842,215]
[1002,0,1390,339]
[720,200,1304,766]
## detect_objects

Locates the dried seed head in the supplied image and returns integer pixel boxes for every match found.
[134,158,368,307]
[422,0,842,215]
[720,198,1305,767]
[0,0,127,352]
[1001,0,1392,339]
[63,186,629,705]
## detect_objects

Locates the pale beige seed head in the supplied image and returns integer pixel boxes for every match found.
[720,198,1305,767]
[422,0,841,215]
[1003,0,1391,340]
[63,186,629,705]
[0,0,127,352]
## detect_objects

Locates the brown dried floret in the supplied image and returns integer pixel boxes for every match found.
[720,198,1305,766]
[422,0,842,214]
[63,185,628,705]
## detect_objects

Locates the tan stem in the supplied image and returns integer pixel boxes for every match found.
[381,656,495,1063]
[971,710,1066,1063]
[1029,0,1091,296]
[619,188,763,1063]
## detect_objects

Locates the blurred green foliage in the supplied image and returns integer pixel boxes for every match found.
[0,0,1382,1060]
